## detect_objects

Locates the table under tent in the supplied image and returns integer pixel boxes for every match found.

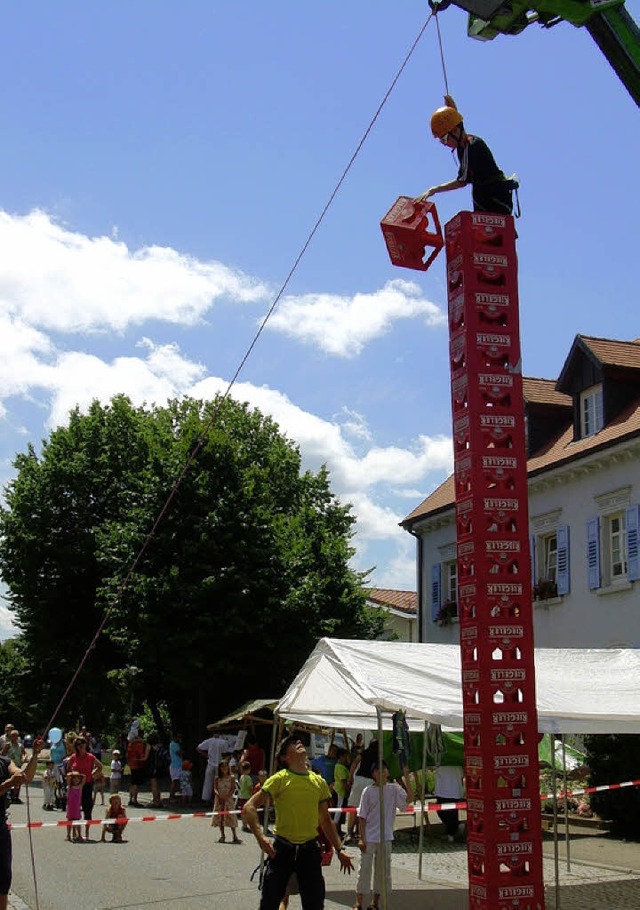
[274,638,640,909]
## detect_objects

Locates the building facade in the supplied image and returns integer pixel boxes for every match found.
[402,335,640,648]
[364,588,417,642]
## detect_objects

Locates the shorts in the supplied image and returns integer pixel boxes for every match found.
[170,766,182,782]
[130,768,147,786]
[0,824,11,896]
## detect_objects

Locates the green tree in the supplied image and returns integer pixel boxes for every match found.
[0,395,381,742]
[0,637,31,730]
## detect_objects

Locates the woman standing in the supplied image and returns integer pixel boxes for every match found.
[65,737,102,840]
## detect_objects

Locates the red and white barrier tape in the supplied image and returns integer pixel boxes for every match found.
[8,778,640,831]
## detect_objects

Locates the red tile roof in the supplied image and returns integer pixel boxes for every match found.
[403,395,640,526]
[522,377,571,408]
[528,395,640,475]
[402,476,455,524]
[365,588,417,615]
[580,336,640,370]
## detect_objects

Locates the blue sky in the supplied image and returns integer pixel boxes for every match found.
[1,1,639,638]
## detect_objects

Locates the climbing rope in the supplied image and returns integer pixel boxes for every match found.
[434,8,451,96]
[22,10,441,903]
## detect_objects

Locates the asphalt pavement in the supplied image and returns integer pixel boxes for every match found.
[6,790,640,910]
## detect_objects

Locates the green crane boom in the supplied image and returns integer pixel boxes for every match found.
[435,0,640,106]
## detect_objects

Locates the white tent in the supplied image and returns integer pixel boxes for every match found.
[277,638,640,734]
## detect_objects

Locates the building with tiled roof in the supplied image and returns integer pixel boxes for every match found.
[402,334,640,649]
[364,587,417,641]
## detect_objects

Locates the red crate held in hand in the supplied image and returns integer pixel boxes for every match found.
[380,196,444,272]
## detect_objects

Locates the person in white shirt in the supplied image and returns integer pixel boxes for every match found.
[354,761,412,910]
[196,734,229,802]
[110,750,123,794]
[433,764,465,842]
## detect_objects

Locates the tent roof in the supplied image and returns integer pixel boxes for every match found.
[276,639,640,734]
[207,698,278,731]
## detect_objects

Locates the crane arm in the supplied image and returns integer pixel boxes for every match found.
[433,0,640,106]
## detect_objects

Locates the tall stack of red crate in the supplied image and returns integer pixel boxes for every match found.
[445,211,546,910]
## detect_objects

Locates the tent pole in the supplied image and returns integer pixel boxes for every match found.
[418,720,428,880]
[561,734,571,873]
[549,733,560,910]
[254,713,281,893]
[376,708,388,910]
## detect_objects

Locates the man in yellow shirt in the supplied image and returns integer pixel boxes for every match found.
[242,735,354,909]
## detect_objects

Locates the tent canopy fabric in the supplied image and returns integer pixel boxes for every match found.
[207,699,278,731]
[276,639,640,734]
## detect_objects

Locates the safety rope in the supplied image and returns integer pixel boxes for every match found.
[41,8,436,741]
[14,14,442,906]
[14,13,444,907]
[24,787,40,910]
[434,9,450,96]
[39,11,437,740]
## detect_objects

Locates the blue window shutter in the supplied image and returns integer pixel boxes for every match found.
[530,534,536,588]
[586,517,601,590]
[556,525,570,595]
[626,505,640,582]
[431,563,442,620]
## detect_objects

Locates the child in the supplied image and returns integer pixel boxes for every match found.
[66,770,86,842]
[211,759,241,844]
[110,749,122,794]
[180,760,193,806]
[354,761,412,910]
[237,760,253,832]
[42,760,56,811]
[101,793,128,842]
[93,762,106,806]
[416,95,517,216]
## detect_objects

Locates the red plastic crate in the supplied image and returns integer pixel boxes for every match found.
[380,196,444,272]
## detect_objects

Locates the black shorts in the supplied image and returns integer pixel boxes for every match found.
[131,768,147,786]
[259,837,324,910]
[0,823,11,896]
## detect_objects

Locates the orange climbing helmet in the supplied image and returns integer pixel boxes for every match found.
[430,105,463,139]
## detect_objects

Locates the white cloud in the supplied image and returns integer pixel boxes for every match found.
[0,313,55,397]
[373,541,418,591]
[0,209,269,334]
[342,492,404,542]
[0,590,17,641]
[0,208,453,595]
[267,279,446,357]
[46,342,207,428]
[335,407,372,443]
[191,378,452,490]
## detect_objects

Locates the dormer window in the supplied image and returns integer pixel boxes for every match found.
[580,384,603,438]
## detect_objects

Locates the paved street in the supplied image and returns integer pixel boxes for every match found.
[6,794,640,910]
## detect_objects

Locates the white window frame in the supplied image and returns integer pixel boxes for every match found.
[542,532,558,585]
[443,558,458,607]
[580,384,603,438]
[593,487,632,590]
[606,511,627,583]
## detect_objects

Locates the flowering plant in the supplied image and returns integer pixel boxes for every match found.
[533,578,558,601]
[436,600,458,626]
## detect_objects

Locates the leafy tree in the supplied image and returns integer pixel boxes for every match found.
[584,734,640,840]
[0,637,31,730]
[0,395,381,744]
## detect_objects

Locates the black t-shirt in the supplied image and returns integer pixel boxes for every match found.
[0,756,11,823]
[457,135,513,215]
